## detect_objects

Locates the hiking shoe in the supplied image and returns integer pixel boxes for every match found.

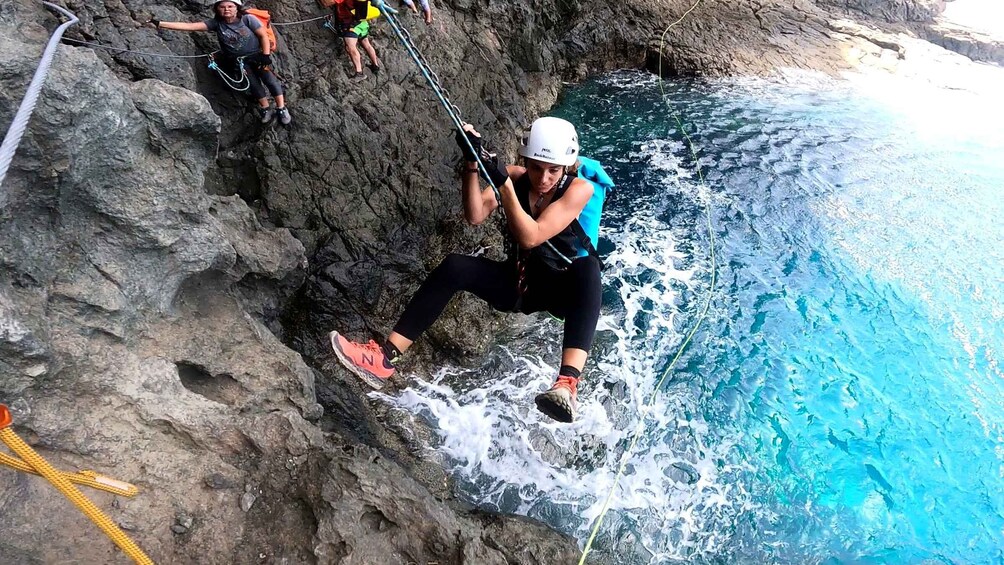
[276,107,291,125]
[351,71,366,82]
[329,331,395,389]
[535,375,578,423]
[259,106,274,124]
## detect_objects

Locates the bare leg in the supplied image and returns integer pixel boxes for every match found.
[275,94,286,108]
[387,331,412,353]
[343,37,363,72]
[360,38,380,67]
[419,0,432,24]
[560,348,587,372]
[257,98,269,108]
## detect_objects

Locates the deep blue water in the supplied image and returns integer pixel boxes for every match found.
[386,68,1004,563]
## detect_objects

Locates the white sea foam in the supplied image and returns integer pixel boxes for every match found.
[378,137,754,561]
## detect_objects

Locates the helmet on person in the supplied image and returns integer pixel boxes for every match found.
[214,0,242,9]
[518,117,579,167]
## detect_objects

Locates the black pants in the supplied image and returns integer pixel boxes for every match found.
[221,54,283,100]
[393,253,602,352]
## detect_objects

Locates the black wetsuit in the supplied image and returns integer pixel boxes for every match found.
[393,174,603,352]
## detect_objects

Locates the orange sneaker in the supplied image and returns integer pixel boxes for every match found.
[329,331,396,389]
[534,375,578,423]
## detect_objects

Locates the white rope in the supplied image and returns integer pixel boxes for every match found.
[62,37,215,59]
[0,2,79,201]
[271,15,327,26]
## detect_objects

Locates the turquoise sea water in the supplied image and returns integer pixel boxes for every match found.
[385,67,1004,563]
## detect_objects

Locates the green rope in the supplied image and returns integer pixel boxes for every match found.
[577,0,716,562]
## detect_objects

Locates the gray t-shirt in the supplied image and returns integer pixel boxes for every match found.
[204,14,262,56]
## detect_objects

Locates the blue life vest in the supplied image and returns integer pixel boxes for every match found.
[573,156,615,255]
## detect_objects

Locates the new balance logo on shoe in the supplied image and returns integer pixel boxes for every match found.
[329,331,395,389]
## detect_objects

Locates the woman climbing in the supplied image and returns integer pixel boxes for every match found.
[153,0,291,125]
[329,117,613,423]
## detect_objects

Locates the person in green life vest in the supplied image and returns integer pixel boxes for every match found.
[332,0,382,81]
[330,117,615,423]
[152,0,291,125]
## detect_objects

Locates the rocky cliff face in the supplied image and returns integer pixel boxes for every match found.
[817,0,945,22]
[0,0,983,562]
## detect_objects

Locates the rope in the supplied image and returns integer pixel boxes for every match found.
[577,1,713,563]
[0,2,78,199]
[208,55,251,92]
[271,15,328,26]
[60,11,331,59]
[377,5,497,201]
[61,38,216,59]
[0,452,139,497]
[378,3,573,263]
[0,405,154,564]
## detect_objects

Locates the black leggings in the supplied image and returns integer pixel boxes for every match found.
[222,54,283,100]
[393,253,602,352]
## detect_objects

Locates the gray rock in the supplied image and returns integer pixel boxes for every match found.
[204,473,238,490]
[0,0,955,563]
[172,513,194,534]
[240,492,257,512]
[919,20,1004,66]
[818,0,945,22]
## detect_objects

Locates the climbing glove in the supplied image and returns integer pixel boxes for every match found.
[455,127,483,162]
[260,53,274,67]
[484,160,510,188]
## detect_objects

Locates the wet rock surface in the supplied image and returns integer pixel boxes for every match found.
[0,0,983,562]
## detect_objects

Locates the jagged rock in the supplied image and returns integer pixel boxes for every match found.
[0,0,960,562]
[818,0,945,22]
[240,491,257,512]
[301,427,581,564]
[920,20,1004,66]
[827,17,1004,91]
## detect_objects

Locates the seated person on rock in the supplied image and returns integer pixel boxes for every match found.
[153,0,291,125]
[330,117,611,424]
[331,0,382,81]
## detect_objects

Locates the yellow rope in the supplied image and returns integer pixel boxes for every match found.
[0,405,154,564]
[0,451,139,497]
[577,1,715,562]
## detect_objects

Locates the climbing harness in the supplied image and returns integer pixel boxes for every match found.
[0,404,153,564]
[577,1,714,563]
[208,53,251,92]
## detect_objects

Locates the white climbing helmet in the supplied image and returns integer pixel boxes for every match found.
[518,117,579,167]
[214,0,242,8]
